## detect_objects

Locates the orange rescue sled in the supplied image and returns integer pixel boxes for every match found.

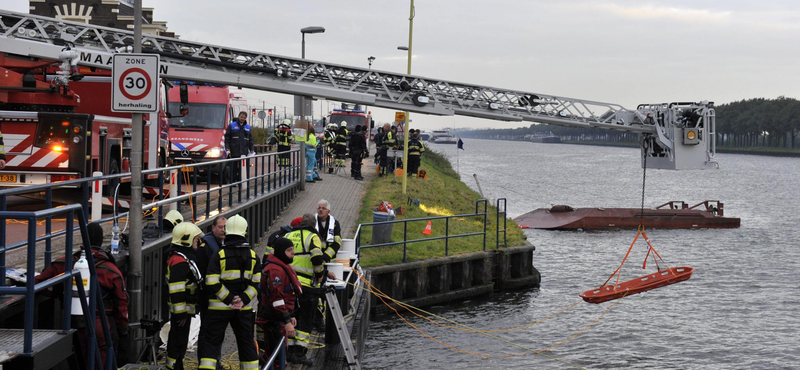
[580,226,694,304]
[580,266,694,304]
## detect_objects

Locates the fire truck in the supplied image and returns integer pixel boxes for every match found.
[328,104,372,133]
[167,84,246,177]
[0,49,181,199]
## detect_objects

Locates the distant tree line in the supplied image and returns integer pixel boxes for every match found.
[459,97,800,149]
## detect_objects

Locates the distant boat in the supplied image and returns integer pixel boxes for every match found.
[529,132,562,143]
[430,129,458,144]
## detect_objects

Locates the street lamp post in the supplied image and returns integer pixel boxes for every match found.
[399,0,414,194]
[368,56,376,69]
[300,26,325,121]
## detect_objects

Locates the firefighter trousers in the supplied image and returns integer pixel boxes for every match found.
[408,155,421,176]
[351,150,363,177]
[277,145,291,167]
[198,310,259,370]
[166,316,191,370]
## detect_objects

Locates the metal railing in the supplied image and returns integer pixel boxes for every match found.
[0,204,116,369]
[261,336,286,370]
[496,198,507,250]
[0,148,301,289]
[354,199,497,263]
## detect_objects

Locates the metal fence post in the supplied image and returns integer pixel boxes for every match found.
[445,217,450,256]
[168,168,178,212]
[403,221,408,263]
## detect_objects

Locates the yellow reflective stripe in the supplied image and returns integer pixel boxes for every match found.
[241,360,259,369]
[292,265,314,275]
[168,282,186,293]
[251,272,261,283]
[216,286,230,301]
[220,272,240,279]
[208,301,231,310]
[206,275,220,284]
[303,233,315,251]
[310,249,323,257]
[334,236,342,244]
[169,303,187,313]
[313,264,324,273]
[244,286,257,301]
[199,358,217,369]
[324,248,336,258]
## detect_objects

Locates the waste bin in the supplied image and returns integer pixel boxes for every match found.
[371,211,395,245]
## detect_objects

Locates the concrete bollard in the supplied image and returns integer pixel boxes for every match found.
[91,171,103,221]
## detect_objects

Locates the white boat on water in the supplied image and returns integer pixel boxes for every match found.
[430,129,458,144]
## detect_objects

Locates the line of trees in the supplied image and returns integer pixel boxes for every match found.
[459,97,800,149]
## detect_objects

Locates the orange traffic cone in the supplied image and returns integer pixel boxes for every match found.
[422,221,432,235]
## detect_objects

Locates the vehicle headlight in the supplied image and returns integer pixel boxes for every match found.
[205,147,222,158]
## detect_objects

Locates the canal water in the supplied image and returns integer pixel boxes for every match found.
[362,139,800,369]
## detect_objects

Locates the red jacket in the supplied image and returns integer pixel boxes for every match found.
[36,248,130,329]
[257,254,302,325]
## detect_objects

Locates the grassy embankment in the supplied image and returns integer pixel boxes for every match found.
[356,150,527,268]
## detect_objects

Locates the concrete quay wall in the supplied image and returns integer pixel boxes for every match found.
[365,244,540,317]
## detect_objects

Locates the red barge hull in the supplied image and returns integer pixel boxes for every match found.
[580,266,695,303]
[515,201,740,230]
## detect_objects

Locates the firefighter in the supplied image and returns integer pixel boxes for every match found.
[379,123,396,176]
[349,124,367,180]
[334,124,348,171]
[224,111,256,184]
[323,123,338,173]
[199,215,261,370]
[0,129,5,169]
[407,129,426,176]
[285,214,325,365]
[275,120,294,168]
[256,238,301,368]
[163,210,184,233]
[35,222,129,367]
[164,222,204,370]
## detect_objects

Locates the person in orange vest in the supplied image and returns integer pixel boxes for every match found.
[256,238,302,368]
[36,222,129,367]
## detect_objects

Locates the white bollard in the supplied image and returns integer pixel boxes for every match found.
[91,171,103,221]
[240,155,247,192]
[168,169,178,212]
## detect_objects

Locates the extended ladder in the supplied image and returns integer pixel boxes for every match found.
[325,288,361,370]
[0,8,716,169]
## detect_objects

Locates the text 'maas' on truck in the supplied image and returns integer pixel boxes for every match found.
[167,84,247,178]
[0,51,178,201]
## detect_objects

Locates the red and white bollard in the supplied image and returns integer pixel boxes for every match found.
[91,171,103,221]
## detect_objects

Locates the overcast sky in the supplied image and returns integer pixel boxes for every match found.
[8,1,800,130]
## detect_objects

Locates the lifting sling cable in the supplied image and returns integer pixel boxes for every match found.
[581,140,694,304]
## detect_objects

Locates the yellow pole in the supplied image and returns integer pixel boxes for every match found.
[402,0,414,194]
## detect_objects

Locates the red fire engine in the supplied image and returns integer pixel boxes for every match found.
[0,50,177,195]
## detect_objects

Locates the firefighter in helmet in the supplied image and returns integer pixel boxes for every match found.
[198,215,261,370]
[163,210,184,233]
[323,123,338,173]
[275,119,294,168]
[164,222,204,370]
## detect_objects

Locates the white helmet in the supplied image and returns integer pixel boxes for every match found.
[340,121,347,127]
[327,123,338,130]
[282,119,292,126]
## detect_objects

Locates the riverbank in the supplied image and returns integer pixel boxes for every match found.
[355,150,527,267]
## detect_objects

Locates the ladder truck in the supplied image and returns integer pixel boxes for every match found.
[0,8,717,171]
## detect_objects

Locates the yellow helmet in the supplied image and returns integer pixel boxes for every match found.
[225,215,248,237]
[282,119,292,126]
[164,210,184,228]
[172,222,203,247]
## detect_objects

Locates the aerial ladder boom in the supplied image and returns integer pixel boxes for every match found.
[0,9,716,169]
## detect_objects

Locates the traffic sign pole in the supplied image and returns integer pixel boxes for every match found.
[129,0,144,354]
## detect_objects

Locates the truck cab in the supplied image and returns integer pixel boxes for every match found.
[167,84,243,176]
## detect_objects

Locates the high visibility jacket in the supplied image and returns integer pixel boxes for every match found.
[275,125,293,146]
[315,214,342,262]
[165,246,202,319]
[408,138,425,156]
[205,237,261,310]
[323,130,337,149]
[382,132,396,150]
[286,227,324,287]
[224,120,255,158]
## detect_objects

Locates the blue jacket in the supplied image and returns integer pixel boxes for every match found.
[224,120,255,157]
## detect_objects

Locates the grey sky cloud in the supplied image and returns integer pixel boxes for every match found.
[6,0,799,130]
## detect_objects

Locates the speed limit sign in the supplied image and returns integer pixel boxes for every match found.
[112,54,160,113]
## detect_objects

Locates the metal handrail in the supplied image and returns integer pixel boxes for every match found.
[0,204,117,369]
[0,149,302,282]
[261,336,286,370]
[355,199,490,263]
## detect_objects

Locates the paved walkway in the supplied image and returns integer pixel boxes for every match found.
[259,155,377,243]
